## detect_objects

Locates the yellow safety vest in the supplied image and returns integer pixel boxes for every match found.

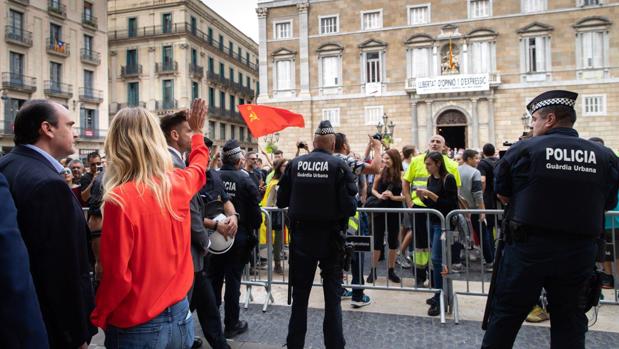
[402,153,462,207]
[347,211,360,235]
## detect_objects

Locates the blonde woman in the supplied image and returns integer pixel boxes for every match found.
[91,100,208,349]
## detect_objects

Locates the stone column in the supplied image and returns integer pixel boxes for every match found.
[471,98,479,148]
[487,95,496,145]
[410,97,418,146]
[256,7,268,101]
[426,100,434,140]
[297,2,310,97]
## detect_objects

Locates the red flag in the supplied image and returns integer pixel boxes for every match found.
[238,104,305,138]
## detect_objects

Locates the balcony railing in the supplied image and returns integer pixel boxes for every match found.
[120,101,146,109]
[79,87,103,104]
[207,105,224,117]
[1,72,36,93]
[156,99,178,111]
[46,38,70,57]
[44,80,72,99]
[108,23,258,73]
[240,86,255,99]
[9,0,30,5]
[155,61,178,75]
[48,0,66,19]
[207,105,244,123]
[121,64,142,79]
[78,127,106,139]
[5,26,32,47]
[189,64,204,79]
[82,13,98,29]
[80,48,101,65]
[1,118,15,135]
[207,70,231,88]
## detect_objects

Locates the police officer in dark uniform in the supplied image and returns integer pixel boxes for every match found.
[277,120,358,349]
[482,90,619,348]
[208,139,262,339]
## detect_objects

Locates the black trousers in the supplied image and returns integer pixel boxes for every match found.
[287,224,345,349]
[207,234,248,329]
[482,235,596,349]
[189,260,228,349]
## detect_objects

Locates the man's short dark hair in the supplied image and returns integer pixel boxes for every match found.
[402,145,416,159]
[538,105,576,126]
[482,143,495,157]
[334,132,347,153]
[463,149,479,162]
[273,150,283,156]
[87,152,100,163]
[160,111,188,140]
[13,100,59,145]
[588,137,605,145]
[246,151,257,158]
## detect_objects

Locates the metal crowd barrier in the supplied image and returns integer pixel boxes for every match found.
[601,211,619,306]
[444,209,504,324]
[238,208,619,323]
[256,207,450,323]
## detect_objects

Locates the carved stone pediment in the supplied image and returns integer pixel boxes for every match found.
[517,22,553,34]
[405,34,434,46]
[272,47,297,57]
[358,38,387,49]
[316,42,344,53]
[573,16,612,30]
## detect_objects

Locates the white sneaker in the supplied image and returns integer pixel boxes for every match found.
[396,254,412,269]
[351,295,373,308]
[451,263,464,273]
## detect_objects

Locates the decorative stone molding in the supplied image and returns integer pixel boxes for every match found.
[179,43,189,49]
[316,42,344,53]
[405,34,434,46]
[572,16,612,30]
[256,7,268,19]
[110,51,117,56]
[358,38,387,49]
[517,22,553,34]
[297,1,309,13]
[148,46,156,52]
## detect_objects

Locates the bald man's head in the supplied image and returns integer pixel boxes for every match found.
[313,134,335,153]
[428,135,446,152]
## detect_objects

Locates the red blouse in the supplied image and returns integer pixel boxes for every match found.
[91,134,208,329]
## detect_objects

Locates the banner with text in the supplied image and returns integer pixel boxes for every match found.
[415,74,490,95]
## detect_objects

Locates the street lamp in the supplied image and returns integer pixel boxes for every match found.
[376,114,396,145]
[521,112,532,138]
[264,132,280,154]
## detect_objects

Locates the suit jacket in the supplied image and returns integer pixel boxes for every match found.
[0,146,97,348]
[168,148,209,271]
[0,173,49,348]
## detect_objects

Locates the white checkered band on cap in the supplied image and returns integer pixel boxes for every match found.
[315,127,335,135]
[223,147,242,157]
[529,97,576,114]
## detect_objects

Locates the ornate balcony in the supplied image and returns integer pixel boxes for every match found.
[155,61,178,75]
[48,0,66,19]
[156,99,178,111]
[189,64,204,80]
[80,48,101,65]
[1,73,36,93]
[46,38,70,57]
[44,80,72,99]
[78,127,106,140]
[79,87,103,104]
[5,26,32,47]
[121,64,142,79]
[82,13,98,30]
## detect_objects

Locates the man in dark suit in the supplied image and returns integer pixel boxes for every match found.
[0,100,96,349]
[0,172,49,348]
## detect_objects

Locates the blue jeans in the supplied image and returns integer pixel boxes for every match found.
[430,224,443,291]
[104,298,194,349]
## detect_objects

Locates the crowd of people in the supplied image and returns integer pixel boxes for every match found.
[0,92,618,349]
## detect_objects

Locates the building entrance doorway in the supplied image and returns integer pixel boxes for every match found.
[436,110,467,150]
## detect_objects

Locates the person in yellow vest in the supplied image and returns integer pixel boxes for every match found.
[260,158,289,274]
[402,135,461,289]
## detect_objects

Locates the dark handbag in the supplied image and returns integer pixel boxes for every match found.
[364,196,383,208]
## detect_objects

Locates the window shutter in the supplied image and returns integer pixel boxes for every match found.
[535,37,545,72]
[592,32,603,68]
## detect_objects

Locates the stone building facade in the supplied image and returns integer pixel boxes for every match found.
[257,0,619,155]
[0,0,108,157]
[108,0,259,149]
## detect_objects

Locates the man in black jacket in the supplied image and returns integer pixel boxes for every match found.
[211,139,262,339]
[0,100,96,348]
[0,172,49,348]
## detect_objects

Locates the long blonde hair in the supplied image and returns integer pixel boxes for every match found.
[103,107,178,219]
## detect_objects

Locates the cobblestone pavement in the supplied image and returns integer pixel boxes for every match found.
[225,304,619,349]
[90,303,619,348]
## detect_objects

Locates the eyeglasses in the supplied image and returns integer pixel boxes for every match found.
[63,169,72,175]
[247,157,257,161]
[91,162,102,166]
[71,167,81,171]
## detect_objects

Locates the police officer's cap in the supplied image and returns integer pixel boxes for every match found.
[315,120,335,136]
[527,90,578,115]
[222,139,242,158]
